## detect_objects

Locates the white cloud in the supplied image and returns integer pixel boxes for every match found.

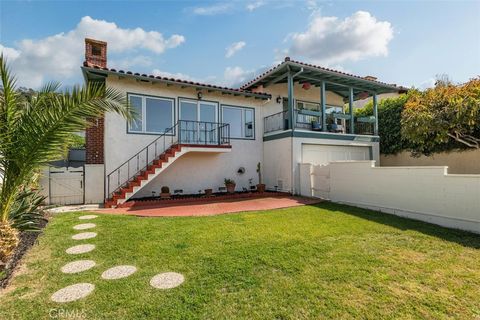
[246,1,265,11]
[419,77,436,90]
[0,44,21,61]
[109,55,153,70]
[192,3,233,15]
[225,41,246,58]
[289,11,393,66]
[1,16,185,88]
[223,66,263,87]
[151,69,217,85]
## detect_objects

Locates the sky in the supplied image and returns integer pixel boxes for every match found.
[0,0,479,89]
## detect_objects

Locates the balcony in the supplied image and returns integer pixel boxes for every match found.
[263,110,376,136]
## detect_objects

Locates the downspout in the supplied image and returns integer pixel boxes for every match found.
[288,67,303,195]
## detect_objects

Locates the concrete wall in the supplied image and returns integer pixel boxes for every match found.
[292,137,379,194]
[381,149,480,174]
[263,137,292,192]
[300,161,480,233]
[84,164,104,204]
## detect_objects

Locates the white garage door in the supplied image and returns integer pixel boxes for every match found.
[302,144,370,166]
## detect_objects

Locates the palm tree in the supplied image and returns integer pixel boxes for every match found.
[0,55,132,264]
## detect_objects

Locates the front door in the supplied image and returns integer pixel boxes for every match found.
[179,99,218,144]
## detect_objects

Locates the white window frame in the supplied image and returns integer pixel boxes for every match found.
[221,105,255,140]
[127,94,175,135]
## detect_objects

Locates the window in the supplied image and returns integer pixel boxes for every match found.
[128,94,174,134]
[221,105,254,139]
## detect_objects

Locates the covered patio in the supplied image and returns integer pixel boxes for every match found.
[252,58,406,136]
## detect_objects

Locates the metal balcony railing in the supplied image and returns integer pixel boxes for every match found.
[106,120,230,199]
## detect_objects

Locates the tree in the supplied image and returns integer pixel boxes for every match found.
[0,55,132,264]
[401,77,480,154]
[355,94,412,155]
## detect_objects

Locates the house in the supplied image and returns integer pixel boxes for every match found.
[79,38,405,207]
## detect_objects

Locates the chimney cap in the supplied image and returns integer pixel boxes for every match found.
[85,38,107,45]
[284,57,291,62]
[364,75,377,81]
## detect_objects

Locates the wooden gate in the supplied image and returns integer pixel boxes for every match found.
[49,166,84,205]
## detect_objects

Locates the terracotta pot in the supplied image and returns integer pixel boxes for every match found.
[160,193,171,199]
[204,189,213,197]
[225,183,236,194]
[256,184,266,193]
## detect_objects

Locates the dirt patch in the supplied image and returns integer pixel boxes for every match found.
[0,217,49,289]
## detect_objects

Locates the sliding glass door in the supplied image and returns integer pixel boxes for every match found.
[179,99,218,144]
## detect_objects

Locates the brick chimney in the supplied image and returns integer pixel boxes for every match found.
[85,38,107,68]
[84,38,107,165]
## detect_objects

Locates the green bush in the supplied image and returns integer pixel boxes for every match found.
[355,94,411,155]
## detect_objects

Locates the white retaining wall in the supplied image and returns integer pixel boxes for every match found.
[299,161,480,233]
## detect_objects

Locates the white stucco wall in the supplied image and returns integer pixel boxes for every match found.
[263,136,292,192]
[104,77,266,197]
[84,164,104,204]
[300,161,480,234]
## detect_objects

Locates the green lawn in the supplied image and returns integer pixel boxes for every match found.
[1,202,479,319]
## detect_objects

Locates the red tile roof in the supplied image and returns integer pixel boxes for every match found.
[240,57,407,91]
[82,61,271,98]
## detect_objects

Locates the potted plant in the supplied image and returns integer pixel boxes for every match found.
[204,188,213,197]
[224,178,236,194]
[256,162,266,193]
[160,186,171,199]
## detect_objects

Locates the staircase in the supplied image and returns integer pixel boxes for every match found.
[105,120,230,208]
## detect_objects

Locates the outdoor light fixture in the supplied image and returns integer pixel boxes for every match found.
[197,91,203,100]
[276,96,282,104]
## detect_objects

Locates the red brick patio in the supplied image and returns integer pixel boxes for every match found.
[98,196,321,217]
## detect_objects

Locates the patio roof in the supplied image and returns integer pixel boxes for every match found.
[241,58,408,99]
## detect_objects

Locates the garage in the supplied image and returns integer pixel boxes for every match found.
[302,144,371,166]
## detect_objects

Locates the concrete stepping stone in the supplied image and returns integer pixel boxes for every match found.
[51,283,95,303]
[79,215,98,220]
[101,265,137,280]
[150,272,184,289]
[66,244,95,255]
[61,260,96,274]
[73,223,96,230]
[71,232,97,240]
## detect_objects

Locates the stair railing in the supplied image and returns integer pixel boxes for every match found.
[106,120,230,200]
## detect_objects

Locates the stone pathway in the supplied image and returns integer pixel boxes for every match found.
[150,272,185,289]
[61,260,96,274]
[51,283,95,303]
[101,265,137,280]
[72,232,97,240]
[79,215,98,220]
[66,244,95,255]
[52,213,186,304]
[73,223,96,230]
